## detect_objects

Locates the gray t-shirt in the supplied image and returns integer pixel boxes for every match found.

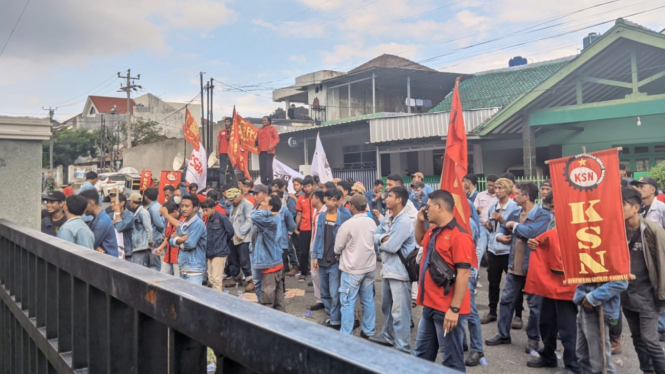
[622,227,657,313]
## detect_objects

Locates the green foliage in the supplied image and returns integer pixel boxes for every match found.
[270,107,285,119]
[42,127,98,168]
[650,160,665,189]
[120,119,164,147]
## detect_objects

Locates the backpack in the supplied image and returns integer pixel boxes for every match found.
[396,248,420,283]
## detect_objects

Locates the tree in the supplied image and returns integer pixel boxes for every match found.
[270,107,285,119]
[121,119,164,147]
[42,127,98,168]
[650,160,665,190]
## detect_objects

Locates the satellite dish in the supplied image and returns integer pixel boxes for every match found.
[288,137,299,148]
[208,153,218,168]
[173,152,185,170]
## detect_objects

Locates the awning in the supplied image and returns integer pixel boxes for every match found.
[369,108,499,143]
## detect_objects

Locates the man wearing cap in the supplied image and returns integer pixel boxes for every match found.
[335,193,377,336]
[128,192,154,267]
[246,184,271,293]
[539,180,552,207]
[409,181,428,211]
[411,172,433,194]
[41,191,68,236]
[226,188,254,288]
[632,177,665,229]
[463,174,479,203]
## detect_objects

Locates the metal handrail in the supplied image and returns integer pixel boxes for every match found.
[0,219,449,373]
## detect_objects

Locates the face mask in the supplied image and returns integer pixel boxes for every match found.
[173,196,182,204]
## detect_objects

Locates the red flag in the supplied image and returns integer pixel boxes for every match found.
[157,171,182,204]
[183,108,200,151]
[548,149,631,284]
[228,107,259,180]
[139,170,153,191]
[440,77,472,234]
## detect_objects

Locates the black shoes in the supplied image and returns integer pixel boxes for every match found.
[360,330,371,340]
[310,303,324,311]
[526,356,557,368]
[480,313,497,324]
[485,333,511,346]
[368,335,393,347]
[465,351,484,367]
[512,316,523,330]
[525,338,540,354]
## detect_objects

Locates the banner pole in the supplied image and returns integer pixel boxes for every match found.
[599,305,608,374]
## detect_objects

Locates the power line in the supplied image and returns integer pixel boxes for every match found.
[0,0,31,59]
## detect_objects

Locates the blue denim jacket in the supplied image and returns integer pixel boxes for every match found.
[366,190,385,214]
[250,210,284,270]
[171,215,207,273]
[373,209,415,281]
[286,196,297,218]
[219,198,233,216]
[312,208,352,260]
[113,209,134,256]
[487,199,520,255]
[205,211,234,258]
[131,206,153,252]
[499,204,551,274]
[57,217,95,249]
[573,281,629,321]
[231,199,254,245]
[278,206,296,249]
[409,185,433,211]
[89,210,118,257]
[147,201,165,246]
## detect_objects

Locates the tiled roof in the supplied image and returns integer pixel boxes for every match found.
[429,58,573,113]
[89,96,135,114]
[348,54,437,74]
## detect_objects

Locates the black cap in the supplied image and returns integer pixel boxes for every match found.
[251,184,269,194]
[43,191,66,202]
[631,177,659,191]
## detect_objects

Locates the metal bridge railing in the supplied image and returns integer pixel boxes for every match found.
[0,219,449,374]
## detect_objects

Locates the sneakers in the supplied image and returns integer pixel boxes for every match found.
[360,331,371,340]
[368,335,393,346]
[224,278,244,288]
[286,265,300,277]
[244,279,255,293]
[465,351,484,367]
[480,313,497,324]
[525,338,540,354]
[323,320,341,330]
[512,316,523,330]
[526,356,557,368]
[310,302,324,311]
[298,275,306,283]
[485,333,511,346]
[610,337,622,355]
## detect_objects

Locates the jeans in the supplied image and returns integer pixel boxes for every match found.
[228,242,252,279]
[476,226,489,268]
[497,273,541,340]
[413,306,468,373]
[252,266,263,304]
[149,252,162,272]
[381,278,412,352]
[160,262,179,276]
[285,244,298,267]
[463,270,483,353]
[539,297,580,373]
[576,307,616,374]
[609,309,622,341]
[339,271,376,335]
[207,257,227,291]
[130,250,150,268]
[319,262,341,325]
[487,252,523,317]
[623,308,665,373]
[297,231,312,276]
[259,152,274,184]
[180,272,204,285]
[218,154,236,187]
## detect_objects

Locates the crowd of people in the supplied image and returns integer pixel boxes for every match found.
[38,166,665,373]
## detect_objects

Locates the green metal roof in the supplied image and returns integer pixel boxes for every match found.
[429,59,571,113]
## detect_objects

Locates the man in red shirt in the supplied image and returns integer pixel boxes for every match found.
[257,116,279,185]
[295,178,315,282]
[217,117,236,187]
[413,190,476,373]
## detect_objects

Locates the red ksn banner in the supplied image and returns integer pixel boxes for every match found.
[139,170,154,191]
[157,170,182,204]
[548,148,631,284]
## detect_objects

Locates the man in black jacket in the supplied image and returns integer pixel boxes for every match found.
[202,199,235,291]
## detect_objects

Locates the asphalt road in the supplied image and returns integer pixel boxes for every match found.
[224,262,642,373]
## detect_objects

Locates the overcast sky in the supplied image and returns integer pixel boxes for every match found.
[0,0,662,121]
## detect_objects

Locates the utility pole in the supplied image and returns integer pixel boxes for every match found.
[206,81,211,154]
[200,72,205,150]
[99,115,105,170]
[43,107,57,171]
[118,69,141,149]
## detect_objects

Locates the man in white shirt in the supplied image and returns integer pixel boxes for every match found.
[473,175,499,268]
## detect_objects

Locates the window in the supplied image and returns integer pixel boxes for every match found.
[635,146,649,154]
[655,158,665,166]
[635,159,650,172]
[342,145,376,168]
[655,145,665,153]
[89,107,96,115]
[621,147,630,154]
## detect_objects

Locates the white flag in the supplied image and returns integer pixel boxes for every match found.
[255,159,304,194]
[311,133,333,183]
[185,142,207,188]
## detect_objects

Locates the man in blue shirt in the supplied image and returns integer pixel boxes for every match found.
[57,195,95,249]
[144,187,165,271]
[170,195,207,285]
[366,179,386,214]
[78,171,101,204]
[79,189,118,257]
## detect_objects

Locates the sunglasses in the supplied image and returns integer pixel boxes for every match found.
[109,194,117,197]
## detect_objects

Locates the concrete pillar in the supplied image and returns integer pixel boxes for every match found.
[473,143,484,174]
[0,116,52,230]
[285,99,290,119]
[522,114,537,179]
[389,152,403,176]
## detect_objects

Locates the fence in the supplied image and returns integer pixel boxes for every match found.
[383,175,550,193]
[0,219,449,374]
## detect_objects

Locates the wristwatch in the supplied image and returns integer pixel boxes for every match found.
[449,306,460,313]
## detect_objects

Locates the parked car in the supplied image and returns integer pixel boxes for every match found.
[99,173,128,201]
